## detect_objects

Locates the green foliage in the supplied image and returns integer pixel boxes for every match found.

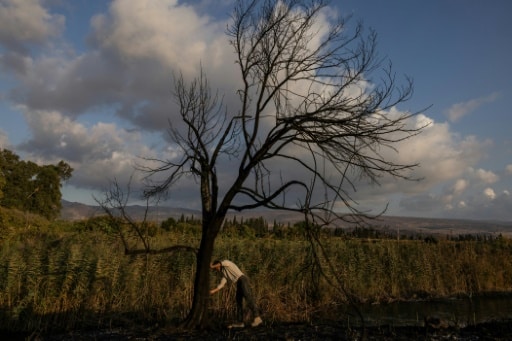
[73,215,119,234]
[0,149,73,220]
[160,216,177,231]
[222,216,269,238]
[0,206,51,237]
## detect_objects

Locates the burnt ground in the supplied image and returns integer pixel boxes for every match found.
[8,319,512,340]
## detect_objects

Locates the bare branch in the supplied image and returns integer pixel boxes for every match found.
[94,177,198,258]
[108,0,430,328]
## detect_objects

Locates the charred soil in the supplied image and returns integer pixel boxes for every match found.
[12,319,512,340]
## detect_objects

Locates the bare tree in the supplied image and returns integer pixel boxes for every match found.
[95,177,197,257]
[111,0,426,329]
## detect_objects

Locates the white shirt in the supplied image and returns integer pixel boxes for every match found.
[216,260,245,290]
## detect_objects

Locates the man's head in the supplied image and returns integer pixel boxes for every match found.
[210,260,222,272]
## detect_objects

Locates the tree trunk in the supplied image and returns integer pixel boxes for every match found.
[181,225,216,329]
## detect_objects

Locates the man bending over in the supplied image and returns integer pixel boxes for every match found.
[210,259,263,328]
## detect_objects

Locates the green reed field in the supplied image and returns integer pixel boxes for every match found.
[1,208,511,334]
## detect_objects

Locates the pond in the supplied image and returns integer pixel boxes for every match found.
[352,293,512,327]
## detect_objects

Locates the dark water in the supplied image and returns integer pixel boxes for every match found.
[350,294,512,327]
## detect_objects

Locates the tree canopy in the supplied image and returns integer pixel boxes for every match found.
[0,149,73,220]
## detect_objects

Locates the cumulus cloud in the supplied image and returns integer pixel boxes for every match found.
[380,115,487,194]
[331,107,493,217]
[17,107,157,191]
[452,179,468,195]
[3,0,240,134]
[445,92,500,122]
[460,189,512,221]
[398,159,511,219]
[0,0,508,219]
[483,187,496,200]
[0,0,64,53]
[400,184,512,221]
[471,168,499,184]
[89,0,229,77]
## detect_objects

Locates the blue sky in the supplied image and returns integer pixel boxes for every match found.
[0,0,511,221]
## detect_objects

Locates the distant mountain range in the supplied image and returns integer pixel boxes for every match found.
[61,200,512,237]
[61,200,200,222]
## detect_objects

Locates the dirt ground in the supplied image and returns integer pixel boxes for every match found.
[12,319,511,340]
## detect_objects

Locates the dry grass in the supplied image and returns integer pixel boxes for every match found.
[0,221,511,333]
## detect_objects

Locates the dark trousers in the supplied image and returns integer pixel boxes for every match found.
[236,275,259,322]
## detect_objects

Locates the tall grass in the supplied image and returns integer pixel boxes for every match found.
[0,220,511,333]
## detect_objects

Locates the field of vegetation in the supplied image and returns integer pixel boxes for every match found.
[1,206,511,336]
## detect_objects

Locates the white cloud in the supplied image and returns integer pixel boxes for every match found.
[334,107,493,217]
[1,0,509,220]
[89,0,228,77]
[483,187,496,200]
[476,168,499,184]
[387,117,486,193]
[4,0,240,134]
[0,0,64,52]
[414,113,434,130]
[18,107,158,191]
[458,189,512,220]
[471,168,499,184]
[400,183,512,220]
[452,179,468,195]
[445,92,500,122]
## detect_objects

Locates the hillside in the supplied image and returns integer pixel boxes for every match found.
[60,200,512,237]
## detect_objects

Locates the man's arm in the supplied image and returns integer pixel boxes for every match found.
[210,277,227,295]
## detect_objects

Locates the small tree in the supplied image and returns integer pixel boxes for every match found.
[103,0,426,329]
[0,149,73,219]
